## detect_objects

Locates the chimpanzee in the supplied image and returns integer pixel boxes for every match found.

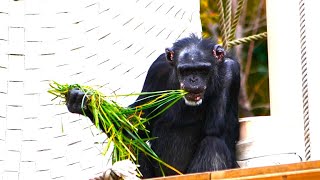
[66,34,240,178]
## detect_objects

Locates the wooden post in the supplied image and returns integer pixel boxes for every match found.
[303,1,320,160]
[266,0,306,159]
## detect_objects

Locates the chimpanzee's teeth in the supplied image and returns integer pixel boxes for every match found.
[183,97,203,106]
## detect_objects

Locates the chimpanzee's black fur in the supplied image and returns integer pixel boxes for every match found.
[66,34,240,178]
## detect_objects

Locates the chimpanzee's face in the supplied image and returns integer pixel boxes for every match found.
[165,44,225,106]
[175,46,211,106]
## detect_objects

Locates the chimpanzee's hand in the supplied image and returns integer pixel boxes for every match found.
[66,88,89,115]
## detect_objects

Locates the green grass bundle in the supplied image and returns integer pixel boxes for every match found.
[48,81,187,175]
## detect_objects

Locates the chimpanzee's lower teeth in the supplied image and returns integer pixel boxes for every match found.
[183,97,203,106]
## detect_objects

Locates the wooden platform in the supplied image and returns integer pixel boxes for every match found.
[149,160,320,180]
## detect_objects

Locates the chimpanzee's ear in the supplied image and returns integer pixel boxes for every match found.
[213,44,226,61]
[165,48,174,63]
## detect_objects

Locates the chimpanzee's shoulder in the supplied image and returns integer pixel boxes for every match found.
[147,53,172,77]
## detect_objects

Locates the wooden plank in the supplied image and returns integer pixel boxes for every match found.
[210,160,320,178]
[149,172,211,180]
[147,160,320,180]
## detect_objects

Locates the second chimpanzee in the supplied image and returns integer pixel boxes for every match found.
[66,34,240,178]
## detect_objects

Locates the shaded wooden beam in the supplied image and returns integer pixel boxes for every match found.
[148,160,320,180]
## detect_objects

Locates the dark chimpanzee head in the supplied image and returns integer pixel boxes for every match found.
[165,34,225,106]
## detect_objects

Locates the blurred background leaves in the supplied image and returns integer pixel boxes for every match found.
[200,0,269,117]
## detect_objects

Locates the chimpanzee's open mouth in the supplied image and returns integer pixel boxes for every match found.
[183,92,204,106]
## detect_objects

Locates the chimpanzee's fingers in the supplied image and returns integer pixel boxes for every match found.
[66,88,77,105]
[75,89,86,111]
[66,88,86,114]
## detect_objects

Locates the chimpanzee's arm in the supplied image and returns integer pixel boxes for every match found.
[221,58,240,168]
[66,54,171,136]
[66,54,171,178]
[190,57,240,171]
[204,58,240,138]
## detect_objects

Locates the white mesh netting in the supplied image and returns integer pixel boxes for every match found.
[0,0,202,179]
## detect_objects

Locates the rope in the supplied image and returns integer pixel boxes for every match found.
[217,0,228,49]
[299,0,311,161]
[219,0,266,50]
[225,0,232,43]
[228,0,244,42]
[227,32,267,48]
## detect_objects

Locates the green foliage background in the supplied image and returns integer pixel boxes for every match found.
[200,0,269,117]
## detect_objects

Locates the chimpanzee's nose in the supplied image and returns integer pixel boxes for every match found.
[190,76,198,83]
